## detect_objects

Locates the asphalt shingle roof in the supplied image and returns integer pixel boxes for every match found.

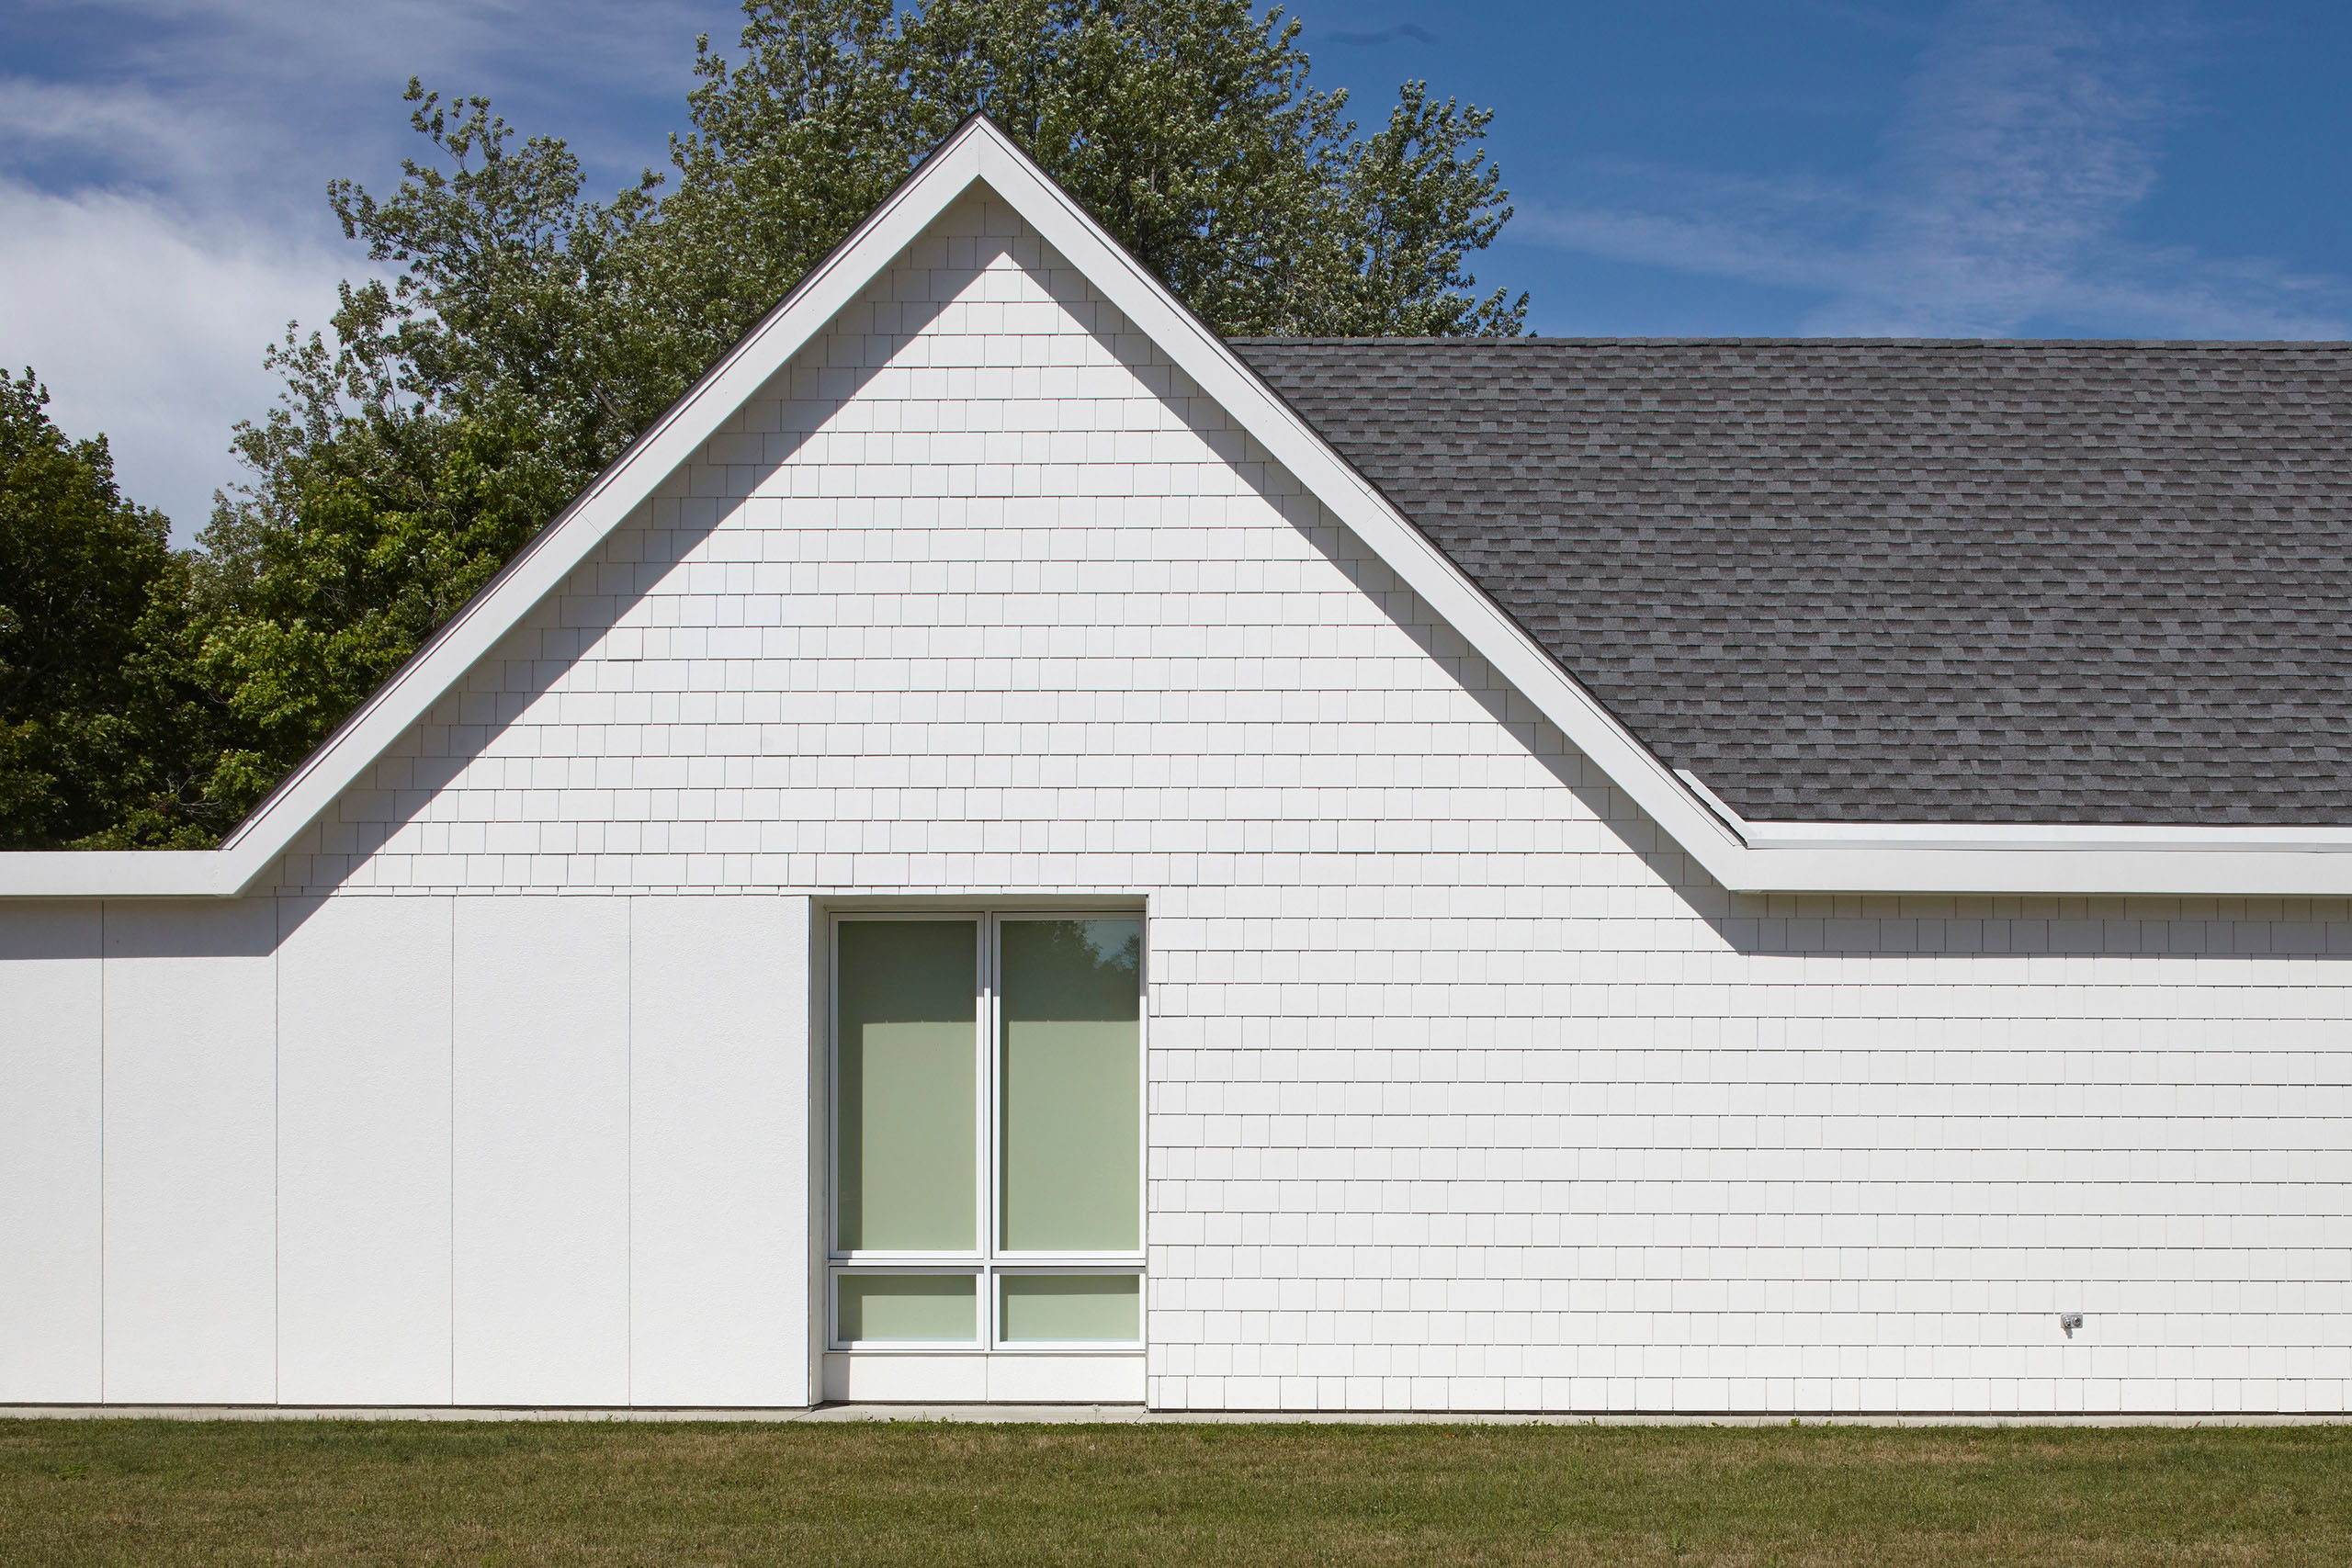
[1230,337,2352,825]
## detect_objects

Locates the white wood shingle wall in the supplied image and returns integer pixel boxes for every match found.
[3,194,2347,1412]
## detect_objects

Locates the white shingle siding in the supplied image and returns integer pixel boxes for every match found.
[6,193,2350,1413]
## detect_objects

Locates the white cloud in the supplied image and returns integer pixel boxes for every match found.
[2038,251,2352,339]
[13,0,728,190]
[0,76,226,186]
[3,0,737,545]
[1519,0,2352,340]
[0,178,349,538]
[1519,163,1872,296]
[1812,0,2168,333]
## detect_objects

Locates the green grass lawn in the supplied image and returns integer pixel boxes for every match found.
[4,1417,2348,1565]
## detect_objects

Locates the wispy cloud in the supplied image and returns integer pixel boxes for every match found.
[1326,23,1442,46]
[0,77,225,188]
[2,0,736,540]
[0,178,352,533]
[1519,0,2352,339]
[1818,0,2170,333]
[1522,161,1873,294]
[7,0,723,198]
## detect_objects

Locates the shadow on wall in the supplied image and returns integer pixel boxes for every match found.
[10,900,282,962]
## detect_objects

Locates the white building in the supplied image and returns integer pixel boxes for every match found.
[5,118,2349,1415]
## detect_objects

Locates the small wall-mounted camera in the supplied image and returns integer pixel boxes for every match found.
[2060,1313,2085,1338]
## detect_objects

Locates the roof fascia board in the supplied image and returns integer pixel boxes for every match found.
[1745,821,2352,852]
[0,852,236,898]
[1683,767,2352,852]
[6,116,2350,900]
[1736,845,2352,897]
[1679,773,2352,890]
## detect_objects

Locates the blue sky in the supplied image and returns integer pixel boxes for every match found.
[5,0,2347,536]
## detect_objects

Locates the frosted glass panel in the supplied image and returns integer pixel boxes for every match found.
[1000,919,1141,1251]
[999,1274,1140,1342]
[838,1275,977,1342]
[836,920,977,1251]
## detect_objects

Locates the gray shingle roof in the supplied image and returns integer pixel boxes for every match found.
[1230,337,2352,825]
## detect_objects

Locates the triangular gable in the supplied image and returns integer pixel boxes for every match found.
[7,115,2352,898]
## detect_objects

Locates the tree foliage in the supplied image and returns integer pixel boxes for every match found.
[285,0,1526,497]
[0,371,212,848]
[17,0,1527,848]
[658,0,1525,356]
[192,333,573,815]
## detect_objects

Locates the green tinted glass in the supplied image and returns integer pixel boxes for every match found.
[838,1274,977,1342]
[836,920,977,1251]
[999,918,1141,1251]
[999,1274,1141,1342]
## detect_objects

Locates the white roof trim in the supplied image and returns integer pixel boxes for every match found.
[6,115,2350,900]
[1673,768,2352,893]
[1674,769,1751,841]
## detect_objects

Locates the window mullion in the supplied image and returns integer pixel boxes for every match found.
[981,913,1001,1345]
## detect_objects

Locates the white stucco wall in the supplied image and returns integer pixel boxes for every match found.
[0,895,811,1407]
[0,903,101,1402]
[4,192,2348,1413]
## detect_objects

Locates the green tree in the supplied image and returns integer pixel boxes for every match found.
[0,370,213,848]
[656,0,1525,364]
[190,323,573,820]
[184,89,671,832]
